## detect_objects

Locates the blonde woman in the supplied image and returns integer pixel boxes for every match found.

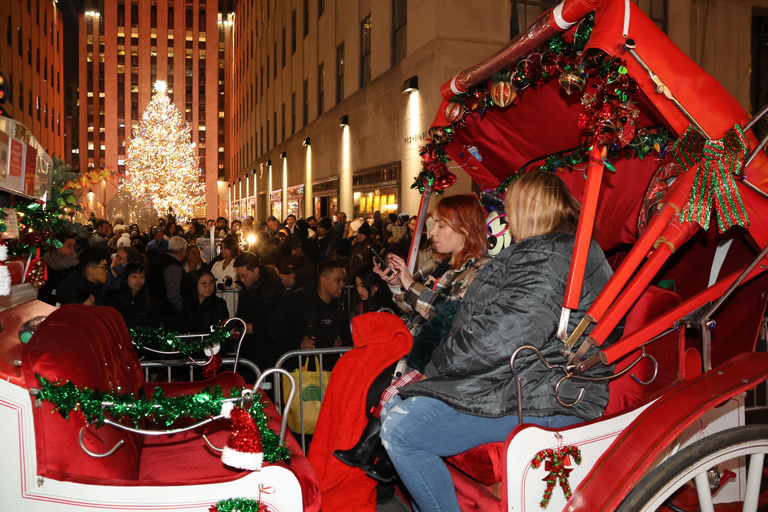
[380,171,614,512]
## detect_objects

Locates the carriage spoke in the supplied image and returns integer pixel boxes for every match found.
[694,472,715,512]
[743,453,765,512]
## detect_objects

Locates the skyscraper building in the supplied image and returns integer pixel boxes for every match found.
[77,0,231,221]
[0,0,66,160]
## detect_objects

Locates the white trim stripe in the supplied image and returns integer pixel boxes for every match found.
[552,2,576,30]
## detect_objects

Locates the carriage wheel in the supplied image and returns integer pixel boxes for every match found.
[616,425,768,512]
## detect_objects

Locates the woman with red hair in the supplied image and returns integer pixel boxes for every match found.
[333,194,488,489]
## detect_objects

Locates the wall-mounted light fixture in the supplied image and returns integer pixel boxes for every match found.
[280,151,287,159]
[251,169,256,174]
[302,137,311,147]
[401,75,419,94]
[339,115,349,127]
[267,160,272,166]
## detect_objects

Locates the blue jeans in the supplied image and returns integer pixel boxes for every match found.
[380,395,583,512]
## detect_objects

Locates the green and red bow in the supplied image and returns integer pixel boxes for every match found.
[670,124,750,232]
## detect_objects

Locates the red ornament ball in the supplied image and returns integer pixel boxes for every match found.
[444,102,466,124]
[433,170,457,191]
[490,81,517,108]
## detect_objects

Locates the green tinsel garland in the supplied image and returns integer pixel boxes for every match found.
[130,324,231,358]
[35,377,290,463]
[210,498,264,512]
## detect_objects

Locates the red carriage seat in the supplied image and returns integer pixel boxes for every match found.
[20,304,320,510]
[444,285,685,508]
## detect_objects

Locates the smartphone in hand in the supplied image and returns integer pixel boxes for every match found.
[371,247,395,277]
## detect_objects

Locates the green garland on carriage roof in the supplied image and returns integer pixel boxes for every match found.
[130,323,231,358]
[421,12,674,199]
[34,378,291,463]
[209,498,265,512]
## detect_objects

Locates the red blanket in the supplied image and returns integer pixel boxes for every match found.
[308,312,412,511]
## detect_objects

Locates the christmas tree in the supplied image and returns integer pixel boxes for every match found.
[122,81,205,222]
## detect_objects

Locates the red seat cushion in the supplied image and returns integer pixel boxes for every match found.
[605,286,682,416]
[446,442,504,487]
[22,304,145,482]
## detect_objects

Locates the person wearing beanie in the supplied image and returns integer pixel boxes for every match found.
[350,220,383,277]
[108,224,128,251]
[116,232,132,248]
[317,216,338,260]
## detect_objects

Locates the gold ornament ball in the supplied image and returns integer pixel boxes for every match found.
[444,102,466,124]
[559,70,587,95]
[490,81,517,108]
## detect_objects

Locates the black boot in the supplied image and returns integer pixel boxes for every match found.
[365,448,397,483]
[333,417,381,470]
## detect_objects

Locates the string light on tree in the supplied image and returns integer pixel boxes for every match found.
[121,80,205,222]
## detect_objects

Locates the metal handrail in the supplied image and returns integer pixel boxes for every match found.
[141,357,261,383]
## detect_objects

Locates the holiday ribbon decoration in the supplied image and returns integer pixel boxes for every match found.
[531,445,582,509]
[670,124,750,232]
[34,378,291,463]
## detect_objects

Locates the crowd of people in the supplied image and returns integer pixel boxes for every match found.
[38,208,430,373]
[38,172,615,511]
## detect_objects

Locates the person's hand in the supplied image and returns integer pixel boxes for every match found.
[373,260,400,286]
[333,337,342,348]
[387,254,414,291]
[246,323,254,334]
[300,335,316,350]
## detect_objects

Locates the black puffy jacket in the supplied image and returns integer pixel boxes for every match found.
[399,232,613,421]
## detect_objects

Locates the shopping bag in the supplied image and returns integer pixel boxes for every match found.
[282,356,331,434]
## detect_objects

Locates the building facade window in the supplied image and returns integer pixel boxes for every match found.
[317,63,324,115]
[360,16,371,86]
[336,42,345,104]
[291,10,297,54]
[318,0,325,18]
[282,27,286,67]
[392,0,407,66]
[303,0,309,38]
[302,79,309,126]
[291,92,296,134]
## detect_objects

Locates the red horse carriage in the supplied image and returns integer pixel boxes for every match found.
[392,0,768,509]
[2,0,768,510]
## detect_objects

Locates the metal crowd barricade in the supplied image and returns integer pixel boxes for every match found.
[216,289,240,318]
[273,347,352,453]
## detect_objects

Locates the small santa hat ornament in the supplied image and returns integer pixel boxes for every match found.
[220,402,264,471]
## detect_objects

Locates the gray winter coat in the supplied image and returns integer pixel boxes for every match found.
[399,232,613,421]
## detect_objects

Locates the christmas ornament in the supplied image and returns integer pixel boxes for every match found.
[203,343,223,379]
[444,102,466,124]
[531,445,582,509]
[433,170,457,191]
[670,123,750,232]
[25,248,47,289]
[559,69,587,95]
[221,402,264,471]
[34,378,291,463]
[428,126,453,145]
[490,81,517,108]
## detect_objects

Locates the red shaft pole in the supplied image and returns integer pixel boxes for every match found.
[600,264,766,365]
[564,145,605,310]
[586,169,696,321]
[587,217,698,346]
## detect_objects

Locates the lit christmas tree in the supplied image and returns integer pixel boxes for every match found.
[121,81,205,222]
